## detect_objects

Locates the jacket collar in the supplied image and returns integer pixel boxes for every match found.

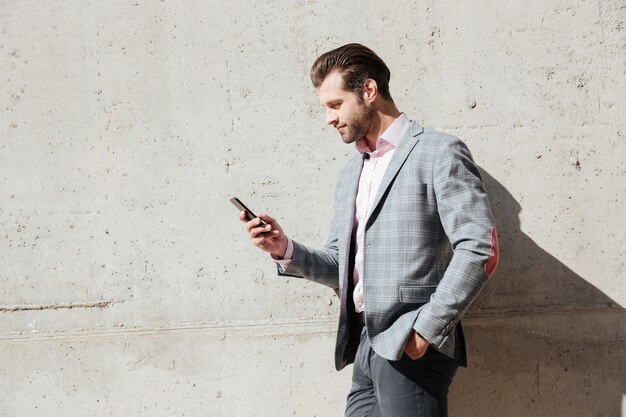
[366,121,424,225]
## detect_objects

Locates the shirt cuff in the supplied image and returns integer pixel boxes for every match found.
[271,238,293,271]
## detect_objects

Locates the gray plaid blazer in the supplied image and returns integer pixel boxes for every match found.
[280,121,499,370]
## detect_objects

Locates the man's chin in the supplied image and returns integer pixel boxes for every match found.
[339,133,357,144]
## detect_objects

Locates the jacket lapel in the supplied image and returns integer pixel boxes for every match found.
[341,154,365,242]
[337,154,363,297]
[366,121,424,225]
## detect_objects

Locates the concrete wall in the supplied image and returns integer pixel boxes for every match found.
[1,1,624,416]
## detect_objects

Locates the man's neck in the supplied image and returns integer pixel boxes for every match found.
[364,101,402,151]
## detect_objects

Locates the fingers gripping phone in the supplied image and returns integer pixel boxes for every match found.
[230,197,267,225]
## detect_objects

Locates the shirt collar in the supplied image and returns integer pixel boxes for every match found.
[355,113,411,157]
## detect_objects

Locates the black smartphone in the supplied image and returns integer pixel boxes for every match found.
[230,197,267,225]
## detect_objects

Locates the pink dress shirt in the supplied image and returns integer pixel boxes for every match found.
[352,113,410,312]
[277,114,412,313]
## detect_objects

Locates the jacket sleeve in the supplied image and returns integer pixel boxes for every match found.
[277,200,341,292]
[413,138,499,350]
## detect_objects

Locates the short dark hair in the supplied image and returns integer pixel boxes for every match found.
[310,43,392,100]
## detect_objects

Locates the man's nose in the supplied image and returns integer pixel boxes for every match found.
[326,109,338,126]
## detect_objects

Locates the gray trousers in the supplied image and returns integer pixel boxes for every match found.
[345,327,459,417]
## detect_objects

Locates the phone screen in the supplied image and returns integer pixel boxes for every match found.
[230,197,266,224]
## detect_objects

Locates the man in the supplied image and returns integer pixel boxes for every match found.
[240,43,499,417]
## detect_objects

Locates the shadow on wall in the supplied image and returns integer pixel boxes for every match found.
[451,169,626,417]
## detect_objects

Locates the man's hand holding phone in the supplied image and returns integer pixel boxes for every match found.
[231,197,288,259]
[240,212,288,259]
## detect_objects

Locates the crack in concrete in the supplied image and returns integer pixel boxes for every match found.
[0,300,117,313]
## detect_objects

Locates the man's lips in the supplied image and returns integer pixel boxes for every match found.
[337,125,346,133]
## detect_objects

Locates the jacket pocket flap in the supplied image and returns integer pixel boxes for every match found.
[399,285,437,303]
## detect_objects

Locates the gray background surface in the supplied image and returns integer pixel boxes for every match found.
[1,1,624,416]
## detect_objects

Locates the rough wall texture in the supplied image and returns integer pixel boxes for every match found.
[1,1,624,416]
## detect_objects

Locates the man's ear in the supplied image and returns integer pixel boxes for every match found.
[362,79,378,103]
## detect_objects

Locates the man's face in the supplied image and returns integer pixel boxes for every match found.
[316,71,374,144]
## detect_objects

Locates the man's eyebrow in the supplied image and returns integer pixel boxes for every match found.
[324,99,342,107]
